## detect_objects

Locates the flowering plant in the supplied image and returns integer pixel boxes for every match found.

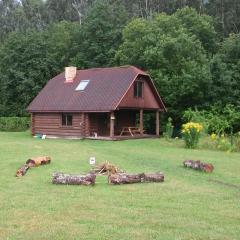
[182,122,203,148]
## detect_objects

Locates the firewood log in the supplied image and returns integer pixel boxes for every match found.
[108,173,145,184]
[200,163,214,173]
[26,156,51,167]
[183,160,214,173]
[52,172,96,186]
[16,164,29,177]
[144,172,164,182]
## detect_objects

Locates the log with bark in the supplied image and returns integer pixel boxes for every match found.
[52,172,96,186]
[26,156,51,167]
[108,172,164,185]
[144,172,164,182]
[16,156,51,177]
[183,160,214,173]
[16,164,30,177]
[108,173,145,184]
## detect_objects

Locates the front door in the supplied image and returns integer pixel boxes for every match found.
[97,113,109,136]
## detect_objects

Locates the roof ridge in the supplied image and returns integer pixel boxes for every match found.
[77,65,144,72]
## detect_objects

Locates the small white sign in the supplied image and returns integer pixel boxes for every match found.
[89,157,96,165]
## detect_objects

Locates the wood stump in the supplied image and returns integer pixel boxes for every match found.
[52,172,96,186]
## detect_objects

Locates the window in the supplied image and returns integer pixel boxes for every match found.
[134,81,143,98]
[62,114,72,126]
[75,80,90,91]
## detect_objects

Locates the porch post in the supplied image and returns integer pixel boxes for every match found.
[139,109,143,135]
[110,111,115,138]
[156,110,160,136]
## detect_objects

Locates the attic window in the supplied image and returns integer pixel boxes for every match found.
[75,80,90,91]
[134,81,143,98]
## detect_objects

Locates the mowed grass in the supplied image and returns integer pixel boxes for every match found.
[0,132,239,240]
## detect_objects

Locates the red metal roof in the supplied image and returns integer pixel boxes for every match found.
[27,66,165,112]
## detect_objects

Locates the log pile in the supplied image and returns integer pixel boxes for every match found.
[108,172,164,185]
[16,156,51,177]
[52,172,96,186]
[91,161,124,175]
[183,160,214,173]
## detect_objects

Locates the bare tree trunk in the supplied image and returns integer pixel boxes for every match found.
[221,0,225,34]
[72,0,88,25]
[52,172,96,185]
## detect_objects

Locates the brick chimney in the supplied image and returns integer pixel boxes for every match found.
[65,67,77,82]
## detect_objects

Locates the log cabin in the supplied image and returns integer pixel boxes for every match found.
[27,66,166,140]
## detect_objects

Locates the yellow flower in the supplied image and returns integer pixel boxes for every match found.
[211,133,217,140]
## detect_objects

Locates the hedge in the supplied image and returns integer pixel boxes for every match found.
[0,117,30,131]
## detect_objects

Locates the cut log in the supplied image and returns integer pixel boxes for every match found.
[144,172,164,182]
[108,172,165,184]
[26,156,51,167]
[52,172,96,186]
[108,173,145,184]
[16,164,29,177]
[183,160,214,173]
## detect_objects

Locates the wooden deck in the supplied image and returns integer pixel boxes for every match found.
[86,134,159,141]
[37,134,158,141]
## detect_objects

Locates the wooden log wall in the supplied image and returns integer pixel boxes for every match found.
[32,113,85,137]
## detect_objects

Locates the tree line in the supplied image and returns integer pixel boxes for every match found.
[0,0,239,129]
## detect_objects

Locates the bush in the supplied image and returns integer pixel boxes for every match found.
[163,117,174,139]
[0,117,30,131]
[182,122,203,148]
[183,105,240,135]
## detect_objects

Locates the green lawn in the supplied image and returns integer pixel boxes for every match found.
[0,132,239,240]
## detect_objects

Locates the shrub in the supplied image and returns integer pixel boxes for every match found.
[163,117,174,139]
[0,117,30,131]
[233,132,240,152]
[210,133,237,152]
[183,105,240,135]
[182,122,203,148]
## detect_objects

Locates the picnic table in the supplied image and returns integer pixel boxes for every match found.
[120,126,143,136]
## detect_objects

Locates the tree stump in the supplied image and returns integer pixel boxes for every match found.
[52,172,96,186]
[16,164,29,177]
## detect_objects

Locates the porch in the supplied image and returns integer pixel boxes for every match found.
[86,109,161,140]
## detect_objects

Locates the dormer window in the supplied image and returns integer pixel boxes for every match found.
[134,81,143,98]
[75,80,90,91]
